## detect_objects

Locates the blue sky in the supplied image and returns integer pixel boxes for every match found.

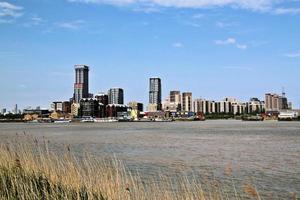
[0,0,300,110]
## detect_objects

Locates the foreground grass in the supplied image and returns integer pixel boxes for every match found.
[0,137,263,200]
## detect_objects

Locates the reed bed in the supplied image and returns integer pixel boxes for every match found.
[0,136,261,200]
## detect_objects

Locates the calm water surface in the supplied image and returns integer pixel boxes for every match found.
[0,120,299,199]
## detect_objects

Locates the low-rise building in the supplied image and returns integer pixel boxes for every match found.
[278,110,298,120]
[23,108,50,119]
[128,101,143,112]
[71,103,80,117]
[52,101,71,114]
[147,103,159,112]
[106,104,128,118]
[128,101,143,120]
[79,98,105,118]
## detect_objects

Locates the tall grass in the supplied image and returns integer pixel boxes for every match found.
[0,136,261,200]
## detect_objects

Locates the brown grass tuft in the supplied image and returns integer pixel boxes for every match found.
[243,183,260,200]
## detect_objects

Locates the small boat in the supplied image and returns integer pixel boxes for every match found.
[93,118,118,123]
[27,120,39,123]
[154,118,174,122]
[80,117,95,123]
[54,119,71,123]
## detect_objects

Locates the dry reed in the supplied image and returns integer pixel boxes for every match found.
[0,136,263,200]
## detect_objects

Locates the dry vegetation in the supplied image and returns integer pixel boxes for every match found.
[0,136,262,200]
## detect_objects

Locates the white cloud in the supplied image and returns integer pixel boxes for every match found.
[172,42,183,48]
[67,0,277,11]
[192,13,204,19]
[284,51,300,58]
[133,6,161,13]
[215,37,247,50]
[0,2,23,23]
[274,7,300,15]
[23,16,44,27]
[67,0,300,15]
[68,0,135,6]
[56,20,85,30]
[236,44,248,50]
[215,38,236,45]
[216,21,238,28]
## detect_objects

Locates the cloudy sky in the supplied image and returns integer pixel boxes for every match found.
[0,0,300,110]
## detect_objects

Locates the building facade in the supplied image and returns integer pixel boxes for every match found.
[169,91,181,111]
[246,98,265,114]
[71,103,80,117]
[182,92,192,112]
[193,99,217,114]
[74,65,89,103]
[108,88,124,105]
[79,98,105,118]
[52,101,71,114]
[265,93,288,112]
[128,101,143,112]
[95,93,109,106]
[149,77,162,111]
[106,104,128,118]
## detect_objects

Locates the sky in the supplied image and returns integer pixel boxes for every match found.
[0,0,300,110]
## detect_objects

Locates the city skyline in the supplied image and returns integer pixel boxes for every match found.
[0,65,295,113]
[1,0,300,109]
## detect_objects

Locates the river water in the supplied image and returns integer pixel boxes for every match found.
[0,120,299,199]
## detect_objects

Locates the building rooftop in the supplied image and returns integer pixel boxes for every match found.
[74,65,89,70]
[150,77,161,79]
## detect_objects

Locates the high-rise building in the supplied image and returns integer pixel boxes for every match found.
[182,92,192,112]
[13,104,18,114]
[170,91,181,111]
[74,65,89,103]
[149,77,162,111]
[108,88,124,105]
[265,93,288,112]
[170,91,180,103]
